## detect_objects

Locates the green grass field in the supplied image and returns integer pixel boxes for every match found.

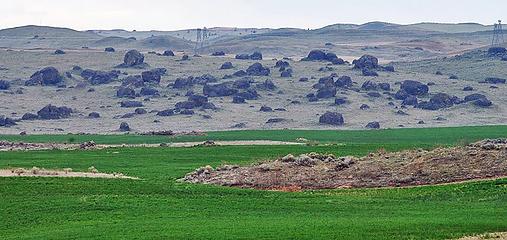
[1,126,506,239]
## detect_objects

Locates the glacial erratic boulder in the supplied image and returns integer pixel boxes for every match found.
[37,105,72,120]
[319,112,344,126]
[26,67,63,86]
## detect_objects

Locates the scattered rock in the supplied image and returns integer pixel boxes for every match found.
[37,105,72,120]
[365,121,380,129]
[25,67,63,86]
[319,112,344,125]
[220,62,233,70]
[119,122,130,132]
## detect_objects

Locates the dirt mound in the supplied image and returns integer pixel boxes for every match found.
[182,139,507,190]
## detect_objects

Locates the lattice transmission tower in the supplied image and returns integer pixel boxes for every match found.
[195,27,210,53]
[492,20,505,47]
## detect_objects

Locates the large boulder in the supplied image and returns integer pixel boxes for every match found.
[484,77,506,84]
[400,80,429,96]
[235,52,263,60]
[25,67,63,86]
[163,50,175,56]
[335,76,353,88]
[172,77,194,89]
[0,80,10,90]
[105,47,115,52]
[21,113,38,120]
[141,70,161,84]
[488,47,507,56]
[463,93,493,107]
[246,63,270,76]
[302,50,345,64]
[203,83,238,97]
[117,87,136,98]
[236,89,259,100]
[120,101,143,108]
[121,75,144,88]
[220,62,233,70]
[0,116,16,127]
[256,79,277,91]
[418,93,455,110]
[319,112,344,126]
[316,87,337,99]
[119,122,130,132]
[365,121,380,129]
[250,52,263,60]
[140,87,159,96]
[361,81,378,91]
[37,105,72,120]
[353,55,379,70]
[117,50,147,68]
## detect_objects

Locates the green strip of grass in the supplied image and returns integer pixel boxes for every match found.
[1,125,506,145]
[1,142,506,239]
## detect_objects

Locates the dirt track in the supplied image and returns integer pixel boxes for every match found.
[0,168,137,179]
[182,139,507,190]
[0,140,303,151]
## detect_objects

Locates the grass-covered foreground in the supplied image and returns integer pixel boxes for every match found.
[0,126,506,239]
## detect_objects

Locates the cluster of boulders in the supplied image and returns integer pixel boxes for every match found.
[156,94,217,117]
[117,68,166,98]
[79,69,120,85]
[21,104,72,121]
[307,74,353,101]
[302,50,345,65]
[390,80,493,110]
[171,74,218,89]
[235,52,263,60]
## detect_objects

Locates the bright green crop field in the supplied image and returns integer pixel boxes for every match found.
[0,126,506,239]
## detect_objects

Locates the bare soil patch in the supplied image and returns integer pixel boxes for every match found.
[0,167,137,179]
[457,232,507,240]
[182,139,507,190]
[0,140,302,151]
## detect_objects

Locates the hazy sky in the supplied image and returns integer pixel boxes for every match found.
[2,0,506,31]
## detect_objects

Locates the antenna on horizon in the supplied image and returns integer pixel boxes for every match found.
[492,20,505,47]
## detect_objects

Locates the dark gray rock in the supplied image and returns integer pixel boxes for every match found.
[37,105,72,120]
[0,116,16,127]
[163,50,175,56]
[140,87,159,96]
[22,113,38,120]
[484,77,506,84]
[220,62,233,70]
[119,122,130,132]
[319,112,344,125]
[120,101,143,108]
[246,63,270,76]
[400,80,429,96]
[365,121,380,129]
[26,67,63,86]
[105,47,115,52]
[0,80,10,90]
[203,83,238,97]
[117,87,136,98]
[88,112,100,118]
[353,55,379,70]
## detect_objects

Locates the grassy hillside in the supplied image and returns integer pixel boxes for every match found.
[0,128,506,239]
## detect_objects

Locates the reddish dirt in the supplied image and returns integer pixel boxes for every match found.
[182,139,507,190]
